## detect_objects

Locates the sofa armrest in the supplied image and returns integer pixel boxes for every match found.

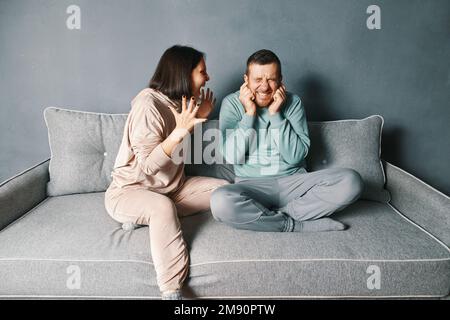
[0,159,50,231]
[383,160,450,247]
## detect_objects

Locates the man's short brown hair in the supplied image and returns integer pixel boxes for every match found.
[246,49,282,80]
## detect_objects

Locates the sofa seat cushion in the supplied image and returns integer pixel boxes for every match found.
[0,193,448,299]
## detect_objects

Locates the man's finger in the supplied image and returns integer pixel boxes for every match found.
[241,77,250,90]
[244,87,253,97]
[273,90,281,100]
[206,88,211,101]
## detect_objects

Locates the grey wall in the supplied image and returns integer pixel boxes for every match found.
[1,0,449,195]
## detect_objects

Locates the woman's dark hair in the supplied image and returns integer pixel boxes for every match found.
[149,45,205,100]
[246,49,282,80]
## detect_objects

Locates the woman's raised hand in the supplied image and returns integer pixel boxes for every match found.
[196,88,216,119]
[168,96,207,138]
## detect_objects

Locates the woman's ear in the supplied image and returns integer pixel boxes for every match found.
[244,74,248,83]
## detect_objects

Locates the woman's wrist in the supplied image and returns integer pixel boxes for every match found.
[170,127,190,143]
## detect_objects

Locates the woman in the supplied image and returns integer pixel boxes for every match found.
[105,45,229,300]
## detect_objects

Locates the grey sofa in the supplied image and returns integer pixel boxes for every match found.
[0,107,448,299]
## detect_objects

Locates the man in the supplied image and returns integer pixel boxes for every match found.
[210,49,364,232]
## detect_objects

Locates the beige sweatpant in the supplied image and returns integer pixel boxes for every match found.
[104,176,229,293]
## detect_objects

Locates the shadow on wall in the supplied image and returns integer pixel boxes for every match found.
[294,72,339,122]
[381,126,405,168]
[298,72,406,168]
[296,72,407,173]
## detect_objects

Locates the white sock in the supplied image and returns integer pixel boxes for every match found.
[161,289,182,300]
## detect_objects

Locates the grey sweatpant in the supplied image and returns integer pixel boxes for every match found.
[210,167,364,232]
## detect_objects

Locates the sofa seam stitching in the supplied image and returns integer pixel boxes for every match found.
[387,202,450,253]
[385,161,449,199]
[0,158,50,187]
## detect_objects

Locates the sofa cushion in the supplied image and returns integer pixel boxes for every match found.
[306,115,390,203]
[44,107,388,202]
[44,107,127,196]
[0,192,448,298]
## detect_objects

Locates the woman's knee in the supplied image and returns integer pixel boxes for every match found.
[152,196,178,220]
[107,190,178,225]
[132,197,177,225]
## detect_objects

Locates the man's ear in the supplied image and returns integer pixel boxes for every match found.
[244,74,248,83]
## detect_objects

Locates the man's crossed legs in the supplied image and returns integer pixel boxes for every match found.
[210,167,364,232]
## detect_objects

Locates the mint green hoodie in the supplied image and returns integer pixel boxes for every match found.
[219,91,310,178]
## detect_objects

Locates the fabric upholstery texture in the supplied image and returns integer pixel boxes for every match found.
[0,192,448,298]
[0,159,49,231]
[44,107,126,196]
[306,115,390,203]
[384,160,450,247]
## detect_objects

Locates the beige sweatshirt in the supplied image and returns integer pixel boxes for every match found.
[109,88,185,194]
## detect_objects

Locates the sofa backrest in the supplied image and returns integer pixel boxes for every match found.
[44,107,390,202]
